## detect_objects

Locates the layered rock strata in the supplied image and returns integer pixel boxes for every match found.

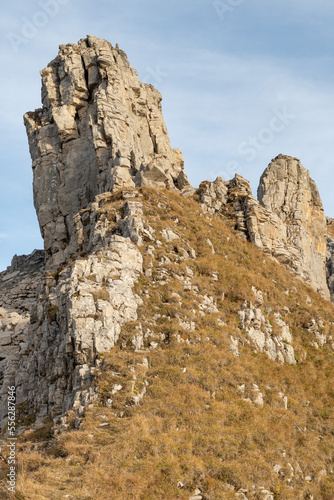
[326,217,334,301]
[0,251,44,424]
[0,192,145,427]
[1,36,333,434]
[199,155,329,299]
[24,36,190,269]
[258,155,328,298]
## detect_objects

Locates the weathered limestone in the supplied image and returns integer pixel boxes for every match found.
[24,36,190,269]
[0,251,45,424]
[199,155,330,299]
[0,193,144,426]
[326,218,334,301]
[238,301,296,364]
[40,233,142,418]
[258,155,328,299]
[2,35,334,436]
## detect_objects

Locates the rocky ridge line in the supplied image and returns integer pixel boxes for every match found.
[198,154,330,300]
[0,37,334,434]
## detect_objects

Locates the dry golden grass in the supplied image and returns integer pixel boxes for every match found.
[1,188,334,499]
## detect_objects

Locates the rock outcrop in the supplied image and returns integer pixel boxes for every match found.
[1,35,193,426]
[3,35,334,500]
[0,192,145,427]
[24,36,190,269]
[0,251,45,424]
[199,155,329,299]
[258,155,328,298]
[1,37,333,435]
[238,300,296,365]
[326,217,334,301]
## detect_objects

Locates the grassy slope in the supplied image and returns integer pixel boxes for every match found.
[1,188,334,499]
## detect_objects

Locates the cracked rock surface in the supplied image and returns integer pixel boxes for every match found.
[24,35,190,269]
[199,155,329,299]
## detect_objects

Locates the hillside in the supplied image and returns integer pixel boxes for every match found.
[0,36,334,500]
[0,187,333,499]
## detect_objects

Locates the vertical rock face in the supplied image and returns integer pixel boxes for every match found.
[8,36,192,427]
[199,155,329,299]
[0,251,45,423]
[2,35,333,435]
[326,218,334,301]
[258,155,328,299]
[0,195,145,427]
[24,36,190,269]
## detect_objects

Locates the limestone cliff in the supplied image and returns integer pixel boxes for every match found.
[0,38,332,430]
[1,37,334,499]
[326,217,334,301]
[0,251,44,423]
[199,155,330,299]
[24,36,190,269]
[258,155,328,298]
[0,195,150,426]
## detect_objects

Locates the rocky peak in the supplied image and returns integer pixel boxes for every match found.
[2,37,334,498]
[199,155,329,299]
[258,154,323,211]
[24,36,190,268]
[326,217,334,301]
[257,154,328,297]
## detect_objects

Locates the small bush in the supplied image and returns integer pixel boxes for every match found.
[47,305,58,322]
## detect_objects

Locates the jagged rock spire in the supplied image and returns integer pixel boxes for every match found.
[24,36,190,266]
[258,154,328,298]
[199,154,329,299]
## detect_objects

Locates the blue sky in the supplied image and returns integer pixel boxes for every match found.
[1,0,334,270]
